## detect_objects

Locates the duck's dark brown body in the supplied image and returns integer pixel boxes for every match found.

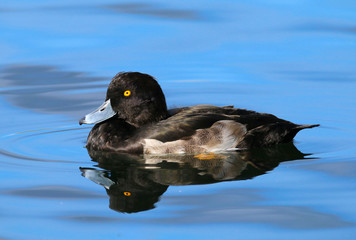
[86,104,318,153]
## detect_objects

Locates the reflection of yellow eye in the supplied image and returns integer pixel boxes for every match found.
[123,191,131,196]
[124,90,131,96]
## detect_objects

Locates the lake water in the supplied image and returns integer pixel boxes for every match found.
[1,0,356,239]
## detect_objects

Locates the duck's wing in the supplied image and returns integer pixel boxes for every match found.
[134,105,288,144]
[137,105,251,142]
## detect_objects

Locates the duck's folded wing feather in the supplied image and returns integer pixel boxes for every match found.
[125,105,286,149]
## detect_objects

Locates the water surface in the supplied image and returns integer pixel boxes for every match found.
[1,0,356,239]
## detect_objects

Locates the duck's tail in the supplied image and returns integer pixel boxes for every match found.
[295,124,320,130]
[239,122,319,148]
[284,124,320,143]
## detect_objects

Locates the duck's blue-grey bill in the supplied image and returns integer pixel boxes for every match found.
[79,99,116,125]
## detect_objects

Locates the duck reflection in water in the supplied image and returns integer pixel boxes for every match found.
[80,143,313,213]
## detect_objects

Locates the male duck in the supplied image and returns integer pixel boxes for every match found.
[79,72,318,154]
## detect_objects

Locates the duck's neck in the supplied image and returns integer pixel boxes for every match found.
[120,105,168,128]
[126,112,168,128]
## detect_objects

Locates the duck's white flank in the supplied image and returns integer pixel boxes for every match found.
[143,120,247,154]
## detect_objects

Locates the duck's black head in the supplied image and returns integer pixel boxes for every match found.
[80,72,168,127]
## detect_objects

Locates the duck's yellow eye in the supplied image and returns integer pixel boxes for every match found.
[124,90,131,97]
[123,191,131,196]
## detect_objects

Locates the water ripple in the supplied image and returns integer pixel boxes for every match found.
[0,125,90,164]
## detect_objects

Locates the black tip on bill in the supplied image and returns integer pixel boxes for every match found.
[79,117,85,125]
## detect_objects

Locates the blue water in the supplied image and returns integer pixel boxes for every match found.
[1,0,356,239]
